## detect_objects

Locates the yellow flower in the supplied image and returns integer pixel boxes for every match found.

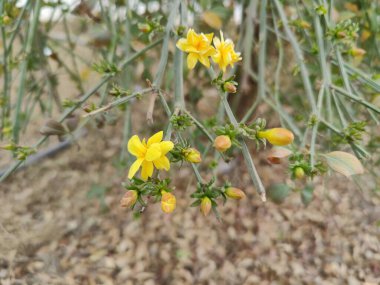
[258,128,294,146]
[183,148,202,163]
[128,131,174,181]
[176,29,216,69]
[212,31,242,72]
[161,191,176,213]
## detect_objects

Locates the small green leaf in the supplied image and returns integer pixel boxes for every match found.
[268,184,291,204]
[301,185,314,206]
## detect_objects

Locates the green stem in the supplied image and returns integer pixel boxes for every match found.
[257,0,267,99]
[330,85,380,114]
[12,0,42,143]
[273,0,317,113]
[221,93,266,201]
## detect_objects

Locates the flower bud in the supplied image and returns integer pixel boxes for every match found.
[223,82,237,93]
[120,190,138,208]
[0,144,17,151]
[138,23,152,33]
[161,191,176,214]
[3,15,11,25]
[183,148,202,163]
[258,128,294,146]
[300,20,311,29]
[214,135,232,152]
[349,47,366,57]
[294,167,305,179]
[200,197,212,216]
[225,187,246,200]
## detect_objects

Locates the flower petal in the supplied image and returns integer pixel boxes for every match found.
[176,38,189,51]
[153,156,170,171]
[128,158,143,179]
[187,53,198,69]
[147,131,163,147]
[198,55,211,68]
[145,143,162,161]
[128,135,146,157]
[141,161,154,180]
[160,141,174,155]
[213,37,221,48]
[204,32,214,43]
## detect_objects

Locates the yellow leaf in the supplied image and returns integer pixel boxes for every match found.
[323,151,364,177]
[202,11,222,30]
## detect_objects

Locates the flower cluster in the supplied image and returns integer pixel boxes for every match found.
[176,29,242,72]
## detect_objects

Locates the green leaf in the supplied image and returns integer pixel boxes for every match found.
[268,184,291,204]
[301,185,314,206]
[323,151,364,177]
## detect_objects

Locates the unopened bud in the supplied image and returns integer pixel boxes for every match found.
[223,82,237,93]
[294,167,305,179]
[138,23,152,33]
[120,190,138,208]
[2,15,11,25]
[337,31,346,39]
[0,144,17,151]
[300,20,311,29]
[200,197,212,216]
[258,128,294,146]
[225,187,246,200]
[349,47,366,57]
[214,135,232,152]
[183,148,202,163]
[161,191,176,213]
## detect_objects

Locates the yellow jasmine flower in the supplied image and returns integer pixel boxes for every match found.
[128,131,174,181]
[212,31,242,72]
[176,28,216,69]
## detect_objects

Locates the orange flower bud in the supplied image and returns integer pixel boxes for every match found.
[349,47,366,57]
[225,187,246,200]
[200,197,212,216]
[258,128,294,146]
[214,135,232,152]
[161,191,176,214]
[120,190,138,208]
[184,148,202,163]
[223,82,237,93]
[294,167,305,179]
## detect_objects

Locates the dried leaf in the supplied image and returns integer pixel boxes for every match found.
[323,151,364,177]
[40,119,66,136]
[267,147,292,164]
[202,11,222,30]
